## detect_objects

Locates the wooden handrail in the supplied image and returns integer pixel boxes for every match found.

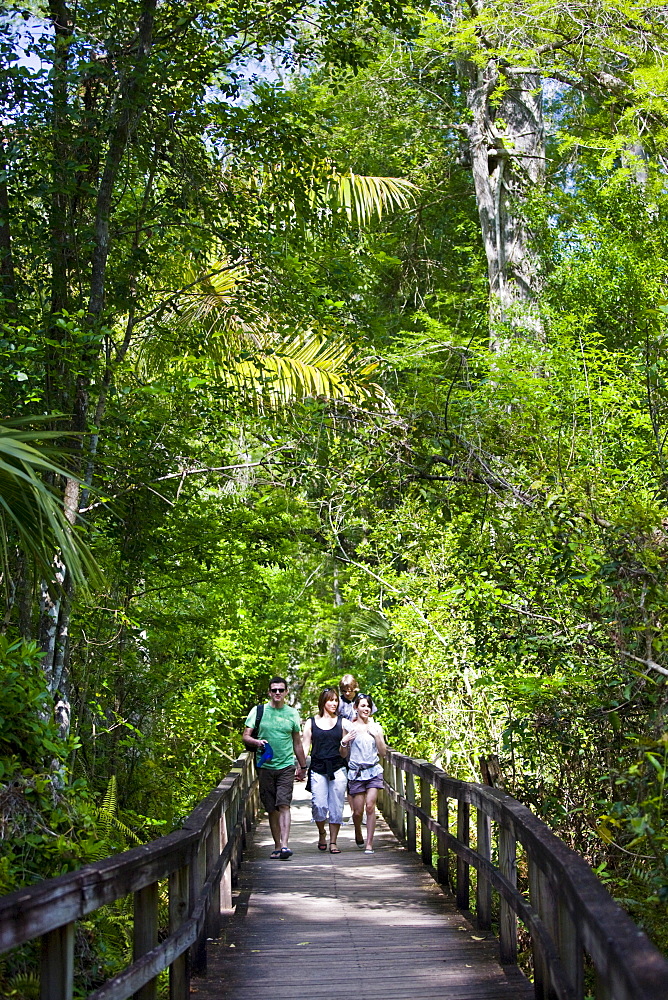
[380,750,668,1000]
[0,752,260,1000]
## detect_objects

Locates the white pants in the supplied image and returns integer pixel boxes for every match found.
[311,768,347,825]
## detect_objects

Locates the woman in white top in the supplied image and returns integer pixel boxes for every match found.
[339,694,386,853]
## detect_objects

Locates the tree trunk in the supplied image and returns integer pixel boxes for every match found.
[0,140,16,314]
[37,0,158,738]
[462,58,545,346]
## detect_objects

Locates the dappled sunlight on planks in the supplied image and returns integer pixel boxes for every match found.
[194,785,532,1000]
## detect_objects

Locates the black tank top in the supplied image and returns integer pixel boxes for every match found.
[310,716,346,777]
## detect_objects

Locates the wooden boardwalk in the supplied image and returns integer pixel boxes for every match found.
[195,785,533,1000]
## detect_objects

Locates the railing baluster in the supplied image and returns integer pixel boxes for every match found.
[220,797,233,914]
[230,779,240,886]
[388,758,398,836]
[498,823,517,965]
[205,817,219,942]
[169,863,190,1000]
[558,899,583,1000]
[189,837,207,974]
[381,756,389,823]
[396,764,406,842]
[420,771,432,866]
[529,859,551,999]
[436,785,449,887]
[594,966,612,1000]
[476,806,491,932]
[456,799,470,910]
[133,882,159,1000]
[406,770,416,852]
[40,922,74,1000]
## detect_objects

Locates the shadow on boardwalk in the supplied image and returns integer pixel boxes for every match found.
[194,786,533,1000]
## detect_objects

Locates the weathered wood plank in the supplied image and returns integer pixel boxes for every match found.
[168,865,189,1000]
[133,882,158,1000]
[196,787,533,1000]
[40,922,74,1000]
[419,766,432,866]
[476,807,492,932]
[406,770,416,853]
[457,799,470,911]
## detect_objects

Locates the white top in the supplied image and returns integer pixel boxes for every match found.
[347,725,383,781]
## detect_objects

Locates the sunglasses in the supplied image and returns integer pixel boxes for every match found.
[270,687,286,694]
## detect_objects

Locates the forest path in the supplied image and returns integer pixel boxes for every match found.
[193,785,533,1000]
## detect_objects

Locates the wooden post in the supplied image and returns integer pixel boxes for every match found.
[169,864,190,1000]
[498,823,518,965]
[396,765,406,842]
[229,781,240,886]
[205,820,219,941]
[219,800,233,914]
[406,770,416,853]
[40,923,74,1000]
[242,764,252,836]
[133,882,159,1000]
[594,967,612,1000]
[456,799,470,911]
[420,772,432,866]
[558,898,583,1000]
[387,758,397,836]
[380,756,388,818]
[436,787,449,887]
[476,806,492,932]
[189,838,207,974]
[529,859,551,999]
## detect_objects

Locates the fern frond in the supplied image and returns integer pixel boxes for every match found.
[101,775,117,817]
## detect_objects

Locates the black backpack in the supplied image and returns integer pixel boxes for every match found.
[251,702,267,765]
[251,702,264,741]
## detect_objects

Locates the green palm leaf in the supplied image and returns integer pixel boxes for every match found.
[326,170,417,225]
[148,256,392,410]
[218,331,390,411]
[0,423,100,592]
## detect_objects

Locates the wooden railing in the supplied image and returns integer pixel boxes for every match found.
[0,752,259,1000]
[381,750,668,1000]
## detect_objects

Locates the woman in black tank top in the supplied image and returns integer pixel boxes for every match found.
[302,687,350,853]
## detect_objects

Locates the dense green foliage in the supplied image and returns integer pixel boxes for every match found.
[1,0,668,992]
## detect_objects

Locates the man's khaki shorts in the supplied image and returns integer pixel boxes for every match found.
[258,765,295,812]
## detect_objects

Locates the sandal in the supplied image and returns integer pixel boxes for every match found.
[329,844,341,854]
[318,838,327,851]
[270,849,282,859]
[279,847,293,859]
[355,835,365,847]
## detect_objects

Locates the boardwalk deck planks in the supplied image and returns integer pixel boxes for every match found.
[195,786,532,1000]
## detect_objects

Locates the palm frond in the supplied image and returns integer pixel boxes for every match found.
[0,423,101,593]
[216,332,391,412]
[326,171,418,225]
[350,609,393,643]
[176,259,247,339]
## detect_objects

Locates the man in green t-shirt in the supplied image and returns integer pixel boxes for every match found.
[243,677,307,859]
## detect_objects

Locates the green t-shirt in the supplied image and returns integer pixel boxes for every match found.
[245,703,301,770]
